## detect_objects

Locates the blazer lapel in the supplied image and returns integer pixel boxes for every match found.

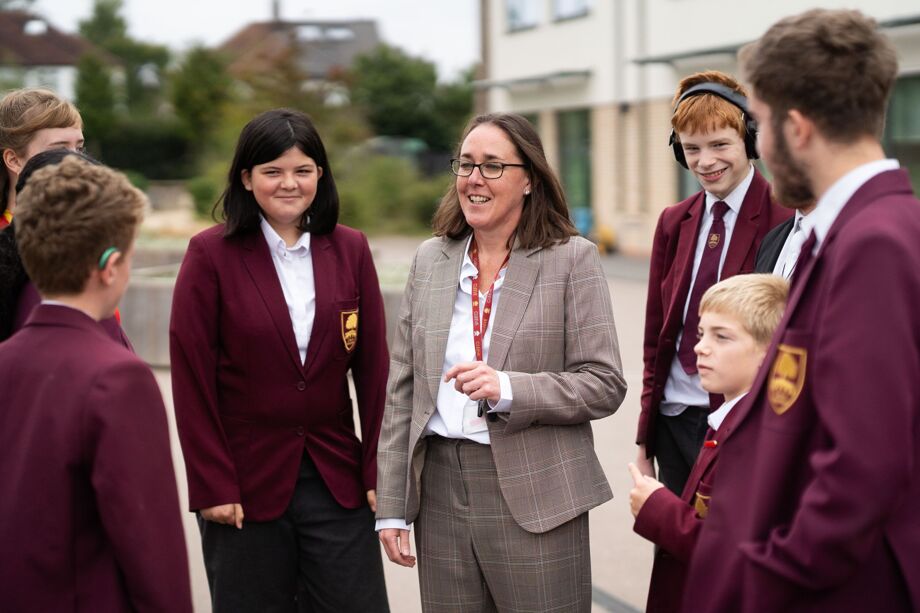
[302,234,334,374]
[663,196,704,331]
[241,232,301,372]
[488,245,541,370]
[722,170,767,277]
[425,239,466,405]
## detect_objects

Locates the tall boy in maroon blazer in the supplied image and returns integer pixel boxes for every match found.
[629,273,787,612]
[636,70,791,494]
[683,10,920,612]
[0,156,192,612]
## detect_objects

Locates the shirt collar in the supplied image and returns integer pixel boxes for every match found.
[804,158,899,250]
[458,234,507,294]
[705,164,754,216]
[707,392,747,432]
[260,216,310,259]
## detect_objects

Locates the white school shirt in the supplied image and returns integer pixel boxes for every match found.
[376,236,513,533]
[772,211,807,279]
[260,218,314,364]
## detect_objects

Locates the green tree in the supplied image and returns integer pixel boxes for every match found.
[350,45,439,145]
[79,0,170,112]
[171,46,232,151]
[74,52,116,150]
[349,45,473,151]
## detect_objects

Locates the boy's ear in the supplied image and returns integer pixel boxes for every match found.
[98,250,123,286]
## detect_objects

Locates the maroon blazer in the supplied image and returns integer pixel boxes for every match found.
[169,224,388,522]
[0,304,192,612]
[682,169,920,612]
[638,169,791,450]
[634,407,741,612]
[14,280,134,350]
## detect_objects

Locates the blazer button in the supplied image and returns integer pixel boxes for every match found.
[295,426,305,437]
[296,381,306,391]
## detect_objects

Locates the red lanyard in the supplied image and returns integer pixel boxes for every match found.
[469,238,510,362]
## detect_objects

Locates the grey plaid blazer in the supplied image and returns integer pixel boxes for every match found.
[376,235,626,533]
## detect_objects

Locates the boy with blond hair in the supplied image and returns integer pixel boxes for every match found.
[0,155,192,612]
[629,273,788,612]
[636,70,791,496]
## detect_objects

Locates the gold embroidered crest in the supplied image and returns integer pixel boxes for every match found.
[693,492,710,519]
[341,310,358,352]
[708,232,721,249]
[768,344,807,415]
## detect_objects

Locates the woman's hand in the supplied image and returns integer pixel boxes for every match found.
[444,361,500,402]
[628,463,664,517]
[379,528,416,567]
[366,489,377,513]
[201,503,244,529]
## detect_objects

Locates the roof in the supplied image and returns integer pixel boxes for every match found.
[220,19,381,79]
[0,11,107,67]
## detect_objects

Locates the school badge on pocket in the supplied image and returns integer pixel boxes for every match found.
[768,344,806,415]
[341,310,358,352]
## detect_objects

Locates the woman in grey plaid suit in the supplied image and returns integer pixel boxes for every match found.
[376,113,626,612]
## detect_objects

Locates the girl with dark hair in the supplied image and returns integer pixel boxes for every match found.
[170,108,389,613]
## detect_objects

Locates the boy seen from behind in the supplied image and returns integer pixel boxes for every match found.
[628,273,788,613]
[0,156,192,612]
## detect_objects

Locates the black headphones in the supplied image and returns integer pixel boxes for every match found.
[668,82,759,169]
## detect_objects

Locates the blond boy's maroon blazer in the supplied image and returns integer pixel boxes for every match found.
[634,408,739,612]
[169,224,388,521]
[0,304,192,612]
[683,169,920,612]
[637,169,791,451]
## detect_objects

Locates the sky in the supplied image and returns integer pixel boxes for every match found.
[30,0,480,80]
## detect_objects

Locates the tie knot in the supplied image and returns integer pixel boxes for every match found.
[712,201,729,221]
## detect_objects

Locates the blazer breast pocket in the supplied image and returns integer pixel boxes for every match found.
[762,328,814,433]
[334,298,359,359]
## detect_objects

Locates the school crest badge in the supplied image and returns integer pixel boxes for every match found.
[707,232,721,249]
[767,344,807,415]
[693,492,711,519]
[341,310,358,352]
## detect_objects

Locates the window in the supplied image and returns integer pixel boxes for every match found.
[557,109,592,231]
[554,0,591,21]
[884,74,920,194]
[506,0,540,32]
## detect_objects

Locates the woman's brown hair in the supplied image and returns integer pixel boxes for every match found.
[432,113,577,250]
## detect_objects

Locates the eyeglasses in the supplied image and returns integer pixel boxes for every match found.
[450,159,527,179]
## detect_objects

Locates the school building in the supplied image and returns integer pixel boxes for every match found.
[475,0,920,254]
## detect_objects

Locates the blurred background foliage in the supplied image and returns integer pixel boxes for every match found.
[56,0,473,234]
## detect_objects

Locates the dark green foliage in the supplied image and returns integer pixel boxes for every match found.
[79,0,170,112]
[100,116,193,180]
[350,45,473,152]
[74,52,115,145]
[170,46,232,150]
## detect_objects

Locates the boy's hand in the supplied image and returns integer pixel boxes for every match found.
[628,462,664,517]
[635,444,656,478]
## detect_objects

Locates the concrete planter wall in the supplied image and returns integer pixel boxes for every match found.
[121,271,406,368]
